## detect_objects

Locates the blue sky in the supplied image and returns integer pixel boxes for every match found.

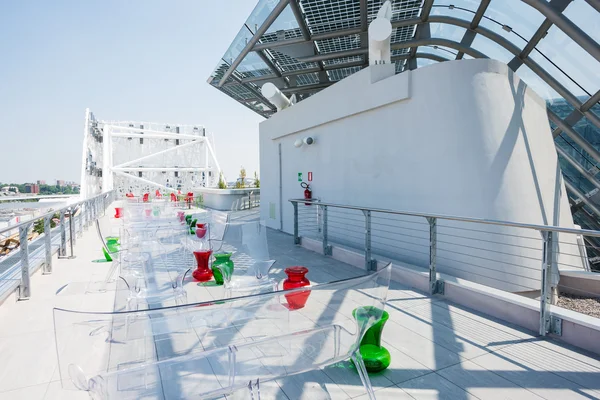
[0,0,263,184]
[0,0,597,185]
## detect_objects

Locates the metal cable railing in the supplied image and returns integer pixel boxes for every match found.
[0,190,116,303]
[290,198,600,337]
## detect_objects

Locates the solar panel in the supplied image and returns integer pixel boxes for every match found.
[208,0,423,116]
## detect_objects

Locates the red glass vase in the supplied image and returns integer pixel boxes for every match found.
[192,250,213,282]
[114,207,124,219]
[195,223,207,239]
[283,266,310,310]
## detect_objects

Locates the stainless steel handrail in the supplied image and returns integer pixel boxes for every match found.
[0,190,116,301]
[0,192,111,235]
[289,198,600,238]
[289,197,600,337]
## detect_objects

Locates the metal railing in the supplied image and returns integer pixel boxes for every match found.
[0,190,116,302]
[231,192,260,211]
[290,198,600,336]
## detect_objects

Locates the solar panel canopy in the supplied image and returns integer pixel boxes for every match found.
[208,0,600,228]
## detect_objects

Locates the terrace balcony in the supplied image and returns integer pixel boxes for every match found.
[0,194,598,399]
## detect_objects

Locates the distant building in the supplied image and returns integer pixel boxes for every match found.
[37,180,46,185]
[24,184,39,194]
[56,180,65,187]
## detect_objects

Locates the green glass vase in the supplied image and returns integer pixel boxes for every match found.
[352,306,391,373]
[189,218,197,235]
[102,237,120,262]
[212,253,234,285]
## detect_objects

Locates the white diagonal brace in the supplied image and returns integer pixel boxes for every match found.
[112,170,177,193]
[113,139,202,168]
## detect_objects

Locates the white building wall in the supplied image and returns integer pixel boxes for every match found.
[259,59,580,293]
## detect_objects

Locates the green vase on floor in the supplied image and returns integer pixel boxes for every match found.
[212,253,234,285]
[352,306,391,373]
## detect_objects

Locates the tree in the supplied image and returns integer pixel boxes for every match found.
[254,171,260,188]
[239,166,247,188]
[33,219,45,235]
[32,212,59,234]
[218,173,227,189]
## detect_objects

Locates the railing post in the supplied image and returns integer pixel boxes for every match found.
[292,202,300,245]
[427,217,442,295]
[58,210,67,258]
[363,210,376,271]
[68,208,76,258]
[18,223,31,300]
[322,205,332,256]
[540,230,560,336]
[43,215,52,274]
[71,208,77,247]
[85,202,90,228]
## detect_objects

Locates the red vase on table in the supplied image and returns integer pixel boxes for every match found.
[114,207,124,219]
[192,250,213,282]
[283,266,310,310]
[195,223,207,239]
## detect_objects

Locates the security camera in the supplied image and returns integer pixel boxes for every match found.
[294,139,303,148]
[303,137,314,145]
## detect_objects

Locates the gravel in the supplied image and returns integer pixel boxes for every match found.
[557,292,600,319]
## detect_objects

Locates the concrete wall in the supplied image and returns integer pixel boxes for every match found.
[195,188,259,211]
[259,59,582,292]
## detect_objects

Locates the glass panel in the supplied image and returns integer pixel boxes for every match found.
[245,0,279,32]
[295,72,320,86]
[315,34,361,54]
[533,25,600,97]
[591,102,600,124]
[302,0,361,34]
[563,0,600,45]
[263,4,298,34]
[429,22,467,43]
[327,66,361,82]
[431,1,478,22]
[551,96,600,194]
[419,45,458,60]
[221,27,253,67]
[483,0,545,41]
[371,0,421,23]
[515,64,560,102]
[471,34,514,64]
[236,52,272,78]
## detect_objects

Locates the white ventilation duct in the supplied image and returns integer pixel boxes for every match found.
[261,82,292,111]
[368,0,393,66]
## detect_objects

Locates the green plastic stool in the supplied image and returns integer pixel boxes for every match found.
[353,306,391,373]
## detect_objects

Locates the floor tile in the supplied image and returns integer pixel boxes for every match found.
[399,372,480,400]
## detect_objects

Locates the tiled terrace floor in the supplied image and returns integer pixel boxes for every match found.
[0,209,599,399]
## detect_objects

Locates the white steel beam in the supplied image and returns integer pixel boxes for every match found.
[113,139,202,168]
[112,171,177,192]
[112,167,212,172]
[110,132,204,140]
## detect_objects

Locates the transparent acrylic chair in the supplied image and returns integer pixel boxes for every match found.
[205,210,230,252]
[54,263,392,399]
[213,221,277,296]
[118,224,191,310]
[56,216,121,295]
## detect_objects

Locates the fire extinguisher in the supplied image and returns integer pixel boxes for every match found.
[301,182,312,205]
